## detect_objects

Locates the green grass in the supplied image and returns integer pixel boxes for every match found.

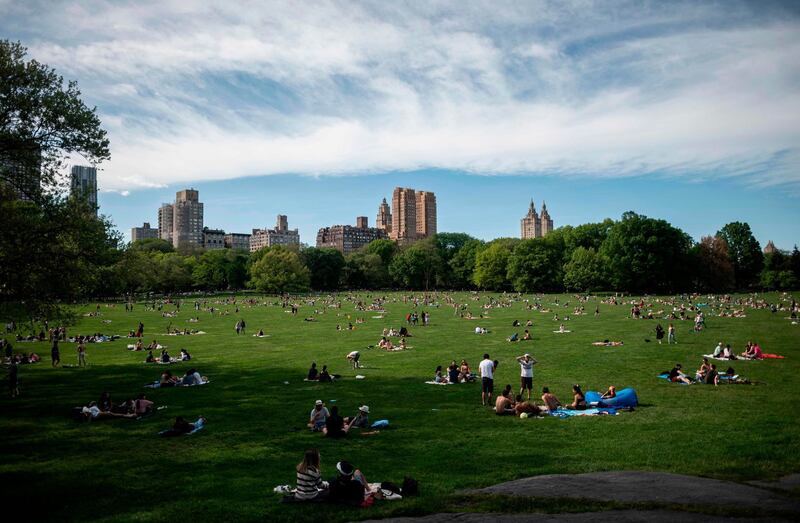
[1,292,799,522]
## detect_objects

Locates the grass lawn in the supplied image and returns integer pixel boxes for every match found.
[1,292,799,522]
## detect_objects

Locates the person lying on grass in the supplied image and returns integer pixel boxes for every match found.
[600,385,617,399]
[669,363,693,384]
[592,340,624,346]
[507,332,519,342]
[81,401,136,421]
[159,416,205,437]
[514,394,540,417]
[541,387,561,412]
[180,368,205,386]
[566,384,587,410]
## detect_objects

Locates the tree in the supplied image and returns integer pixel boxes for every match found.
[691,236,735,292]
[563,247,609,291]
[600,212,693,293]
[248,247,310,293]
[389,239,443,290]
[449,239,485,289]
[0,195,121,323]
[717,222,764,289]
[1,40,109,200]
[473,239,518,290]
[130,238,174,253]
[301,248,345,290]
[343,251,389,289]
[365,239,398,266]
[506,237,565,292]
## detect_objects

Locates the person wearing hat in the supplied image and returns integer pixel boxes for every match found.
[328,460,367,505]
[308,400,330,431]
[345,405,369,432]
[516,353,538,401]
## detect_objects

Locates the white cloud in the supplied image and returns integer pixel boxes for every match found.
[5,0,800,191]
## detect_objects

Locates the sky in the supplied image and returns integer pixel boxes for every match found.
[2,0,799,248]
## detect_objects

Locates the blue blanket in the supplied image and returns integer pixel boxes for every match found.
[550,407,617,418]
[585,387,638,408]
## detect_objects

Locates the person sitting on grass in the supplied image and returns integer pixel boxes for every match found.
[378,337,394,350]
[541,387,561,412]
[495,389,516,416]
[712,342,724,358]
[257,329,265,337]
[669,363,693,384]
[448,360,460,384]
[566,384,587,410]
[398,337,407,350]
[309,400,329,431]
[434,365,447,383]
[522,330,532,341]
[695,358,711,382]
[159,370,177,387]
[600,385,617,399]
[319,365,333,383]
[307,362,319,381]
[322,406,346,438]
[160,349,171,363]
[180,348,191,361]
[295,449,329,501]
[135,393,154,416]
[99,391,113,412]
[345,405,370,432]
[507,332,519,342]
[328,461,367,506]
[459,359,473,382]
[145,350,155,363]
[514,394,540,417]
[742,342,763,360]
[134,339,144,351]
[706,364,720,386]
[159,416,205,437]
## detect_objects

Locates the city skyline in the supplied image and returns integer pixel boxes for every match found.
[107,170,797,251]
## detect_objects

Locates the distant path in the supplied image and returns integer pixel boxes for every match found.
[465,471,800,513]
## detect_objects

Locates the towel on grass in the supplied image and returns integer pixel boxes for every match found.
[550,407,617,418]
[552,330,572,333]
[425,381,452,385]
[657,373,690,385]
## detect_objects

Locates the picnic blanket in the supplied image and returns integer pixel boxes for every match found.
[702,354,737,361]
[146,379,210,388]
[549,407,617,418]
[425,381,453,385]
[657,373,690,385]
[552,330,571,333]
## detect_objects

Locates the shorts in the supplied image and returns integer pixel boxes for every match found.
[520,376,533,390]
[482,377,494,394]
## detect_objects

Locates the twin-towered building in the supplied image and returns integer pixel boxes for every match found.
[521,199,554,239]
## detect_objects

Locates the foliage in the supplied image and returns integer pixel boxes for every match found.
[600,212,693,293]
[691,236,735,292]
[248,247,310,293]
[0,40,109,201]
[389,239,444,290]
[506,237,565,292]
[449,239,485,289]
[563,247,609,291]
[473,239,518,290]
[193,249,248,290]
[129,238,174,253]
[717,222,764,289]
[301,248,345,291]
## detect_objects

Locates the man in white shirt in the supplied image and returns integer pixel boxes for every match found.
[308,400,329,431]
[516,353,538,401]
[479,353,495,406]
[712,342,723,357]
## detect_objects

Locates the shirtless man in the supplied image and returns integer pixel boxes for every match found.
[494,390,515,416]
[540,387,561,412]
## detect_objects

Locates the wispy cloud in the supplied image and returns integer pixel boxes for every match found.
[4,0,800,191]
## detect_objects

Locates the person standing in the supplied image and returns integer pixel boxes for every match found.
[668,323,676,344]
[50,339,60,367]
[479,353,495,406]
[9,361,19,398]
[655,324,665,344]
[77,342,87,367]
[516,353,537,401]
[346,350,361,369]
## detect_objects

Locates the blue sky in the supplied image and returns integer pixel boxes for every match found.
[2,0,799,248]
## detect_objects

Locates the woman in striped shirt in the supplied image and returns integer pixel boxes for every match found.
[295,449,329,501]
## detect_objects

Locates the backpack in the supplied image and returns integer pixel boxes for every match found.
[401,476,419,496]
[380,481,401,495]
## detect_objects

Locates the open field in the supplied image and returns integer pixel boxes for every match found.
[1,292,799,522]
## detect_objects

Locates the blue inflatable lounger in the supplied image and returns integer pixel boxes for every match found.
[585,387,638,408]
